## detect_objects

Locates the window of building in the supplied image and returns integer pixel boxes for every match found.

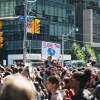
[53,16,58,22]
[0,0,16,17]
[15,5,24,16]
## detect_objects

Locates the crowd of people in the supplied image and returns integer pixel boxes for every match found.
[0,56,100,100]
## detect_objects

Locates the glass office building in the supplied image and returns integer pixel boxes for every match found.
[0,0,75,54]
[70,0,100,47]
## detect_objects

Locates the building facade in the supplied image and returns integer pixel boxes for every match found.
[0,0,76,55]
[70,0,100,47]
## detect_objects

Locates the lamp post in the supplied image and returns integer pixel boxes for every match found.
[62,28,79,67]
[23,0,37,64]
[23,0,28,65]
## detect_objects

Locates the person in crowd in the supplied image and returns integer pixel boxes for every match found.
[60,77,75,100]
[22,66,30,79]
[41,55,61,68]
[61,70,70,80]
[46,75,63,100]
[91,61,98,74]
[6,67,13,74]
[0,67,5,73]
[94,85,100,100]
[56,63,62,69]
[40,68,45,78]
[3,71,11,78]
[86,73,97,88]
[67,69,97,100]
[41,55,61,79]
[13,67,19,74]
[18,67,23,74]
[0,75,3,92]
[96,70,100,86]
[0,75,37,100]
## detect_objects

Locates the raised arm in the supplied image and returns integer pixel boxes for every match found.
[53,56,61,63]
[41,54,45,62]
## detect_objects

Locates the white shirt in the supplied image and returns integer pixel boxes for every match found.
[91,66,97,73]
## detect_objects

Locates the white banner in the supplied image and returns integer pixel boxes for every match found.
[3,60,6,66]
[27,22,32,33]
[42,41,60,58]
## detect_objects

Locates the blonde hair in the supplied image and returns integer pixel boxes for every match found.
[0,75,37,100]
[91,72,96,79]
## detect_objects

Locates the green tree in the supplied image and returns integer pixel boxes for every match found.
[70,43,86,65]
[84,44,97,61]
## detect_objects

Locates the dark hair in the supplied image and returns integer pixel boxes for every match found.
[63,77,70,84]
[61,70,66,79]
[0,67,5,72]
[47,76,60,88]
[19,68,23,73]
[33,82,41,92]
[91,61,96,66]
[13,67,19,74]
[48,56,52,58]
[3,71,11,77]
[73,69,91,89]
[72,69,78,73]
[6,68,13,73]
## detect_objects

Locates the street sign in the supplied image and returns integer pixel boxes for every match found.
[0,21,2,29]
[27,17,33,22]
[19,15,25,21]
[19,16,33,22]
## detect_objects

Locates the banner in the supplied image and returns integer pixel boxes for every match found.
[42,41,60,57]
[27,22,32,33]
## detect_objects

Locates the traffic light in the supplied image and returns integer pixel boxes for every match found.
[0,21,2,29]
[35,19,40,34]
[31,20,35,34]
[0,32,4,48]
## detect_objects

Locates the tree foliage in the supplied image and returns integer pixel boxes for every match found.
[84,44,97,60]
[70,42,86,65]
[70,43,97,65]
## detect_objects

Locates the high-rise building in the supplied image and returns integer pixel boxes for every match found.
[0,0,76,55]
[69,0,100,47]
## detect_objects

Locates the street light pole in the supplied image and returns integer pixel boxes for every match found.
[23,0,28,64]
[62,28,78,67]
[62,34,64,67]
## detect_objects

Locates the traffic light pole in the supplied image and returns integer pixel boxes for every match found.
[23,0,28,64]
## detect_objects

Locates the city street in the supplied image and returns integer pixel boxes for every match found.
[0,0,100,100]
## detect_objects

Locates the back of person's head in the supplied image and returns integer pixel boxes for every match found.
[33,81,41,92]
[3,71,11,78]
[94,85,100,100]
[0,75,37,100]
[0,67,5,72]
[61,70,66,79]
[72,69,78,73]
[6,68,13,73]
[18,68,23,73]
[63,77,70,84]
[73,68,91,89]
[13,67,19,74]
[47,75,60,88]
[91,61,96,66]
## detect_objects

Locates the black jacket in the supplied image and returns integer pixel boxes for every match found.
[72,89,97,100]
